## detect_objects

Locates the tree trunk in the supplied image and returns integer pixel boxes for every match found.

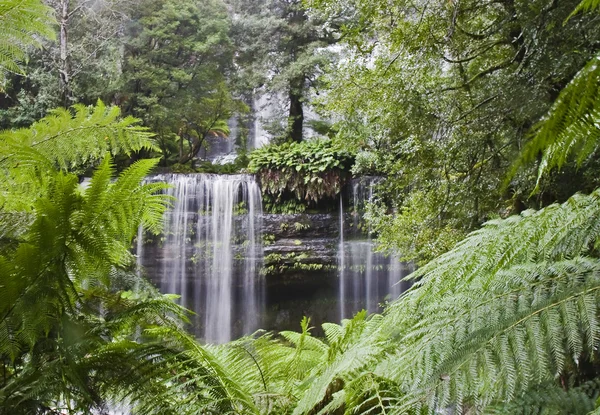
[178,134,206,165]
[59,0,73,106]
[288,78,304,142]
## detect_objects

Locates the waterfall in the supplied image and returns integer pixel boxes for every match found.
[338,195,346,320]
[338,177,411,320]
[138,174,264,344]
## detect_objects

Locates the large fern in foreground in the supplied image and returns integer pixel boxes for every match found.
[376,190,600,413]
[0,102,254,413]
[0,100,157,232]
[0,154,259,414]
[277,192,600,415]
[0,2,258,411]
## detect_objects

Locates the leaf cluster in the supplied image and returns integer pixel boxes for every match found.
[248,138,355,205]
[0,0,55,82]
[307,0,600,264]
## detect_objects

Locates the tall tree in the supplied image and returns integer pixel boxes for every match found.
[0,0,133,128]
[228,0,341,142]
[45,0,133,106]
[122,0,237,166]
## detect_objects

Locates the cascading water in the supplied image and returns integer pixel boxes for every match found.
[338,177,412,320]
[338,195,346,320]
[137,174,264,344]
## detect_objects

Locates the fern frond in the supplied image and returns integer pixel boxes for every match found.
[569,0,600,19]
[357,189,600,414]
[0,100,157,172]
[141,326,260,414]
[292,315,386,415]
[507,53,600,190]
[0,0,55,81]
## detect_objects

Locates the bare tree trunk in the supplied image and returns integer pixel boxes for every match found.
[288,77,304,142]
[59,0,73,106]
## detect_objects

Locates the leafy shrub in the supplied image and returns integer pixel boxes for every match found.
[248,139,355,205]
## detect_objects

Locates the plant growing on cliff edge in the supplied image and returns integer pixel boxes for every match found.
[248,138,355,205]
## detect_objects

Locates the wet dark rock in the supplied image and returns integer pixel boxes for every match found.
[261,213,339,283]
[261,213,339,239]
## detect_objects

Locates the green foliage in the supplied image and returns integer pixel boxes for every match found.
[373,190,600,413]
[168,156,250,175]
[123,0,238,166]
[0,100,155,169]
[259,189,600,415]
[0,0,136,123]
[249,139,354,205]
[509,52,600,189]
[570,0,600,17]
[309,0,600,264]
[5,1,600,414]
[217,3,600,414]
[488,379,600,414]
[205,313,371,414]
[0,0,55,81]
[263,251,326,275]
[366,191,467,266]
[263,197,308,214]
[0,20,255,409]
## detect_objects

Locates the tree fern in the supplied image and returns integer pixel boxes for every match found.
[290,314,388,415]
[0,151,188,413]
[509,53,600,190]
[354,193,600,414]
[277,188,600,415]
[0,100,158,236]
[0,100,157,170]
[0,2,255,412]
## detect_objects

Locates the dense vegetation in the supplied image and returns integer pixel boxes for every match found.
[2,0,600,414]
[249,139,354,212]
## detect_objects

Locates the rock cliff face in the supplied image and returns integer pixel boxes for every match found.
[261,213,341,332]
[262,213,339,277]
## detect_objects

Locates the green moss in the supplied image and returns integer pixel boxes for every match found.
[262,251,326,275]
[262,233,276,245]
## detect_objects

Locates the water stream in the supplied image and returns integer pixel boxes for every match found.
[338,177,412,320]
